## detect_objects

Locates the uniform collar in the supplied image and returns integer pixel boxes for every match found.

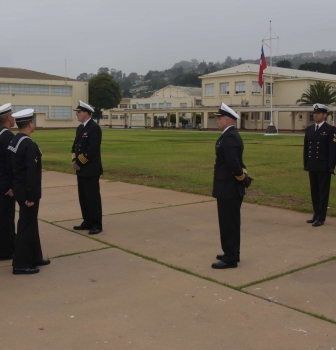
[83,118,92,127]
[222,125,234,134]
[315,121,325,128]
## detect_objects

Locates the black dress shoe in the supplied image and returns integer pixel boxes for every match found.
[306,218,316,223]
[312,220,324,227]
[73,225,90,230]
[211,261,237,269]
[35,259,50,266]
[0,254,14,260]
[89,228,102,235]
[13,267,40,275]
[216,254,240,263]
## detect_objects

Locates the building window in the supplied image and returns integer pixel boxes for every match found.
[299,115,303,120]
[309,113,314,122]
[264,112,271,121]
[145,104,150,109]
[180,103,187,108]
[50,85,72,96]
[251,113,254,121]
[252,82,261,94]
[102,115,109,120]
[12,84,49,95]
[0,83,10,94]
[266,83,274,95]
[138,104,145,109]
[12,105,49,117]
[132,104,137,109]
[51,106,72,119]
[120,116,125,119]
[152,103,157,108]
[159,103,164,108]
[119,104,128,108]
[112,115,118,120]
[235,81,246,94]
[166,103,172,108]
[205,84,214,95]
[220,82,230,95]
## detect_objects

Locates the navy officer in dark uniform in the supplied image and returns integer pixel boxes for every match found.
[0,103,16,260]
[304,103,336,227]
[8,109,50,274]
[72,101,103,235]
[211,103,252,269]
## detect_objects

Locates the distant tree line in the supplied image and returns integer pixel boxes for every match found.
[77,53,336,98]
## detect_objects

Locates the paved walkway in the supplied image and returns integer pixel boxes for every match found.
[1,171,336,349]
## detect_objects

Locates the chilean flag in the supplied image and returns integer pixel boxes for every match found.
[258,45,267,87]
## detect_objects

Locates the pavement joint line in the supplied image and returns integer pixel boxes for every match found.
[43,184,77,189]
[49,199,215,223]
[80,243,336,326]
[51,246,113,259]
[237,256,336,290]
[13,219,336,328]
[39,222,336,327]
[240,290,336,325]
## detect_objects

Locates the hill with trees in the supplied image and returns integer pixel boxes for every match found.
[76,50,336,98]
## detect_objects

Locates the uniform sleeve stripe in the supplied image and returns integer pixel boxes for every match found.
[78,154,89,164]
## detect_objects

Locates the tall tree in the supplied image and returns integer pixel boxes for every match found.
[296,81,336,105]
[329,61,336,75]
[298,62,330,73]
[89,73,122,123]
[276,60,293,68]
[174,72,201,87]
[98,67,109,74]
[77,72,89,81]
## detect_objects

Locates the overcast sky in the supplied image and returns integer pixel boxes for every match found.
[1,0,335,79]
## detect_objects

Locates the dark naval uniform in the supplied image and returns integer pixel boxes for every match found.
[8,133,43,268]
[212,126,246,265]
[304,122,336,223]
[72,118,103,230]
[0,126,15,258]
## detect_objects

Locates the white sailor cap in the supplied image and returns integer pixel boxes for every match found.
[12,108,35,122]
[73,100,95,113]
[313,103,329,114]
[214,102,240,120]
[0,103,12,116]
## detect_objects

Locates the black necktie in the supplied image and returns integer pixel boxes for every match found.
[316,125,319,132]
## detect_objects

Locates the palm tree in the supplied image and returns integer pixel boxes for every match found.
[296,81,336,105]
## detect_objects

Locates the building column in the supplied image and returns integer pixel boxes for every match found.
[150,113,154,128]
[167,113,171,128]
[176,112,180,129]
[274,110,279,130]
[192,113,196,128]
[291,112,295,131]
[109,114,112,128]
[128,113,132,128]
[236,112,242,129]
[203,111,208,130]
[144,113,147,128]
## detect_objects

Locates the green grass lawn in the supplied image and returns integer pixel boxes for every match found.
[30,128,336,216]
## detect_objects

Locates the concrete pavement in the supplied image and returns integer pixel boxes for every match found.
[1,171,336,349]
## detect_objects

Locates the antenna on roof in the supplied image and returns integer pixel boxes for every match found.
[65,59,67,84]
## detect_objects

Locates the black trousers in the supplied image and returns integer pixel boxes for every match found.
[13,200,43,268]
[309,171,331,222]
[0,192,16,257]
[77,176,102,230]
[217,197,243,264]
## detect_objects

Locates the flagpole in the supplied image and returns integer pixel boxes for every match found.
[263,20,279,135]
